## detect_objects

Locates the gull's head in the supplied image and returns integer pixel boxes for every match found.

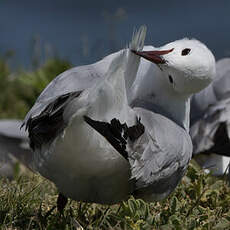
[133,38,216,95]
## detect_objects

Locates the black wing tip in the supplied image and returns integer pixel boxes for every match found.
[124,116,145,142]
[84,116,129,160]
[205,122,230,157]
[27,91,82,150]
[84,115,145,161]
[20,122,25,130]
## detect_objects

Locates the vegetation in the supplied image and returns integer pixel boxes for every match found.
[0,162,229,229]
[0,56,71,119]
[0,56,230,229]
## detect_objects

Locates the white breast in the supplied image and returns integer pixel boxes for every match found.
[34,114,133,204]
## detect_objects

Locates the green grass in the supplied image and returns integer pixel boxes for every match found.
[0,161,230,230]
[0,56,72,119]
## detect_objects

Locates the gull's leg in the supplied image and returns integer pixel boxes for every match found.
[57,193,68,213]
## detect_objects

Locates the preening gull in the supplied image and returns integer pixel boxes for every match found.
[0,119,31,179]
[191,58,230,176]
[22,26,215,210]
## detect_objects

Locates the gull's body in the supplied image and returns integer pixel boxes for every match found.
[0,120,31,178]
[24,27,215,205]
[191,58,230,175]
[31,53,136,203]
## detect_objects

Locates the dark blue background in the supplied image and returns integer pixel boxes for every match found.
[1,0,230,68]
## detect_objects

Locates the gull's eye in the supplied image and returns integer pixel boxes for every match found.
[181,48,191,56]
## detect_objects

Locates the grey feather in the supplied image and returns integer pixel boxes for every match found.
[22,52,123,125]
[191,58,230,157]
[191,58,230,125]
[214,58,230,99]
[191,97,230,156]
[0,120,32,178]
[130,108,192,201]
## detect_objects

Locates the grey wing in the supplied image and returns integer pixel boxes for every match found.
[25,91,82,151]
[23,51,124,124]
[213,58,230,100]
[23,63,104,124]
[190,83,217,125]
[190,58,230,125]
[0,119,28,139]
[0,120,32,170]
[130,108,192,201]
[191,97,230,156]
[190,58,230,156]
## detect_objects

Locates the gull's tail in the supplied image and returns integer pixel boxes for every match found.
[99,25,147,84]
[125,25,147,103]
[129,25,147,51]
[87,25,147,103]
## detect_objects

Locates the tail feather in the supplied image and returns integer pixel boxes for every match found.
[125,26,147,103]
[129,25,147,51]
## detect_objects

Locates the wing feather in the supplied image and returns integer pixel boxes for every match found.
[129,108,192,201]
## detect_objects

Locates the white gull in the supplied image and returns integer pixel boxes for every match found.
[22,27,215,209]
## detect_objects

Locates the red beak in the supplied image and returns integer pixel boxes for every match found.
[132,48,174,64]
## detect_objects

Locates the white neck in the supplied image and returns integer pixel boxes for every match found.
[131,60,191,131]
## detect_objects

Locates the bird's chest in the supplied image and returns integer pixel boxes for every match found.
[36,115,132,204]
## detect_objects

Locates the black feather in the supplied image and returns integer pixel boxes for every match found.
[207,122,230,157]
[26,91,82,150]
[84,116,145,160]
